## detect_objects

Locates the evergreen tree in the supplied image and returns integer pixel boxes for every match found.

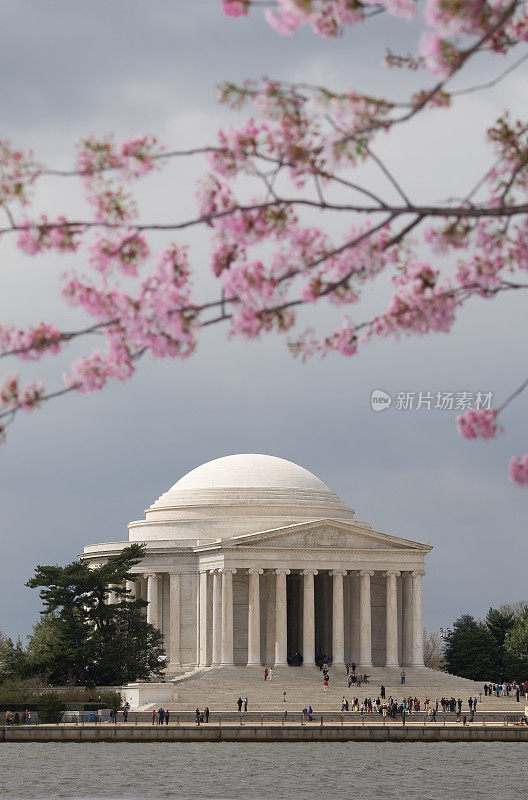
[443,615,496,681]
[0,637,30,683]
[26,544,165,685]
[485,606,515,678]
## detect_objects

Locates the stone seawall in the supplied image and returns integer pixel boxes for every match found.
[2,724,528,742]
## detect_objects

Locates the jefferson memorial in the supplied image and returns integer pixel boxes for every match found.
[81,454,430,675]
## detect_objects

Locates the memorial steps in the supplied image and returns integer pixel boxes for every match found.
[146,665,516,712]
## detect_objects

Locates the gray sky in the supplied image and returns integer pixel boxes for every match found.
[1,0,527,642]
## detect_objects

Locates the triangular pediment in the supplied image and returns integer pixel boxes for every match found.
[223,519,430,552]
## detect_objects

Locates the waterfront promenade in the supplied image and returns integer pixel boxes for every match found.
[2,719,528,742]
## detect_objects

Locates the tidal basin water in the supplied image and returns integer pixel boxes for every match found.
[1,742,527,799]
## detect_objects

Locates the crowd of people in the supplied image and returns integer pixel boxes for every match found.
[152,707,171,725]
[334,693,483,720]
[4,710,32,725]
[484,682,528,700]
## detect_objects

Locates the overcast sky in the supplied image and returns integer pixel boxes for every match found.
[1,0,527,642]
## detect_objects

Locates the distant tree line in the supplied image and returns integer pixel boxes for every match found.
[441,604,528,681]
[0,544,165,687]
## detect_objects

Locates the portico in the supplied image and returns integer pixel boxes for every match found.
[81,454,431,675]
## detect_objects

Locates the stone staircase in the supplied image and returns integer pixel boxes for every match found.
[149,665,521,712]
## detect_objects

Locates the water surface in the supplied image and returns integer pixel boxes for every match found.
[0,742,526,799]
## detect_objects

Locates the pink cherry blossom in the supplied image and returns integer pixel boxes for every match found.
[456,408,501,440]
[88,232,150,276]
[0,140,39,206]
[222,0,249,18]
[373,261,457,338]
[508,454,528,486]
[117,135,161,178]
[0,322,62,360]
[17,216,82,255]
[0,373,44,412]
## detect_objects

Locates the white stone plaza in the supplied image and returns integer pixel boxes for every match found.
[81,454,431,678]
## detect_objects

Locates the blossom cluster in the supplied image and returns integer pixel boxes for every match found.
[0,141,39,207]
[223,0,528,81]
[17,216,83,255]
[509,454,528,486]
[372,262,457,338]
[60,243,197,393]
[0,373,45,416]
[0,322,63,361]
[456,408,500,440]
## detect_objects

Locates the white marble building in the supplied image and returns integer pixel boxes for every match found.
[81,454,430,675]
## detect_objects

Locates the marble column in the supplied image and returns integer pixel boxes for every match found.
[107,586,117,605]
[302,569,318,666]
[145,573,159,628]
[247,568,263,666]
[385,570,400,666]
[199,571,210,667]
[411,570,425,666]
[331,570,347,665]
[125,579,138,598]
[221,568,236,666]
[168,572,181,670]
[359,570,374,667]
[401,571,413,665]
[211,569,222,667]
[274,568,290,666]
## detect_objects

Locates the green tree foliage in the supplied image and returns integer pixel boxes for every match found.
[36,692,66,723]
[26,544,165,685]
[443,615,496,680]
[0,631,9,660]
[443,604,528,681]
[504,610,528,679]
[0,637,30,683]
[485,605,516,677]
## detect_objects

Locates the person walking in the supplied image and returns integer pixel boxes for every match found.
[165,710,170,725]
[204,707,210,723]
[264,667,268,681]
[237,697,243,712]
[158,708,165,725]
[269,667,273,681]
[400,669,406,685]
[380,684,386,699]
[195,708,201,725]
[151,710,156,725]
[243,697,248,712]
[323,678,328,693]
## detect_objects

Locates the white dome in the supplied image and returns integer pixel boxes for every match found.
[129,454,355,544]
[170,454,331,493]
